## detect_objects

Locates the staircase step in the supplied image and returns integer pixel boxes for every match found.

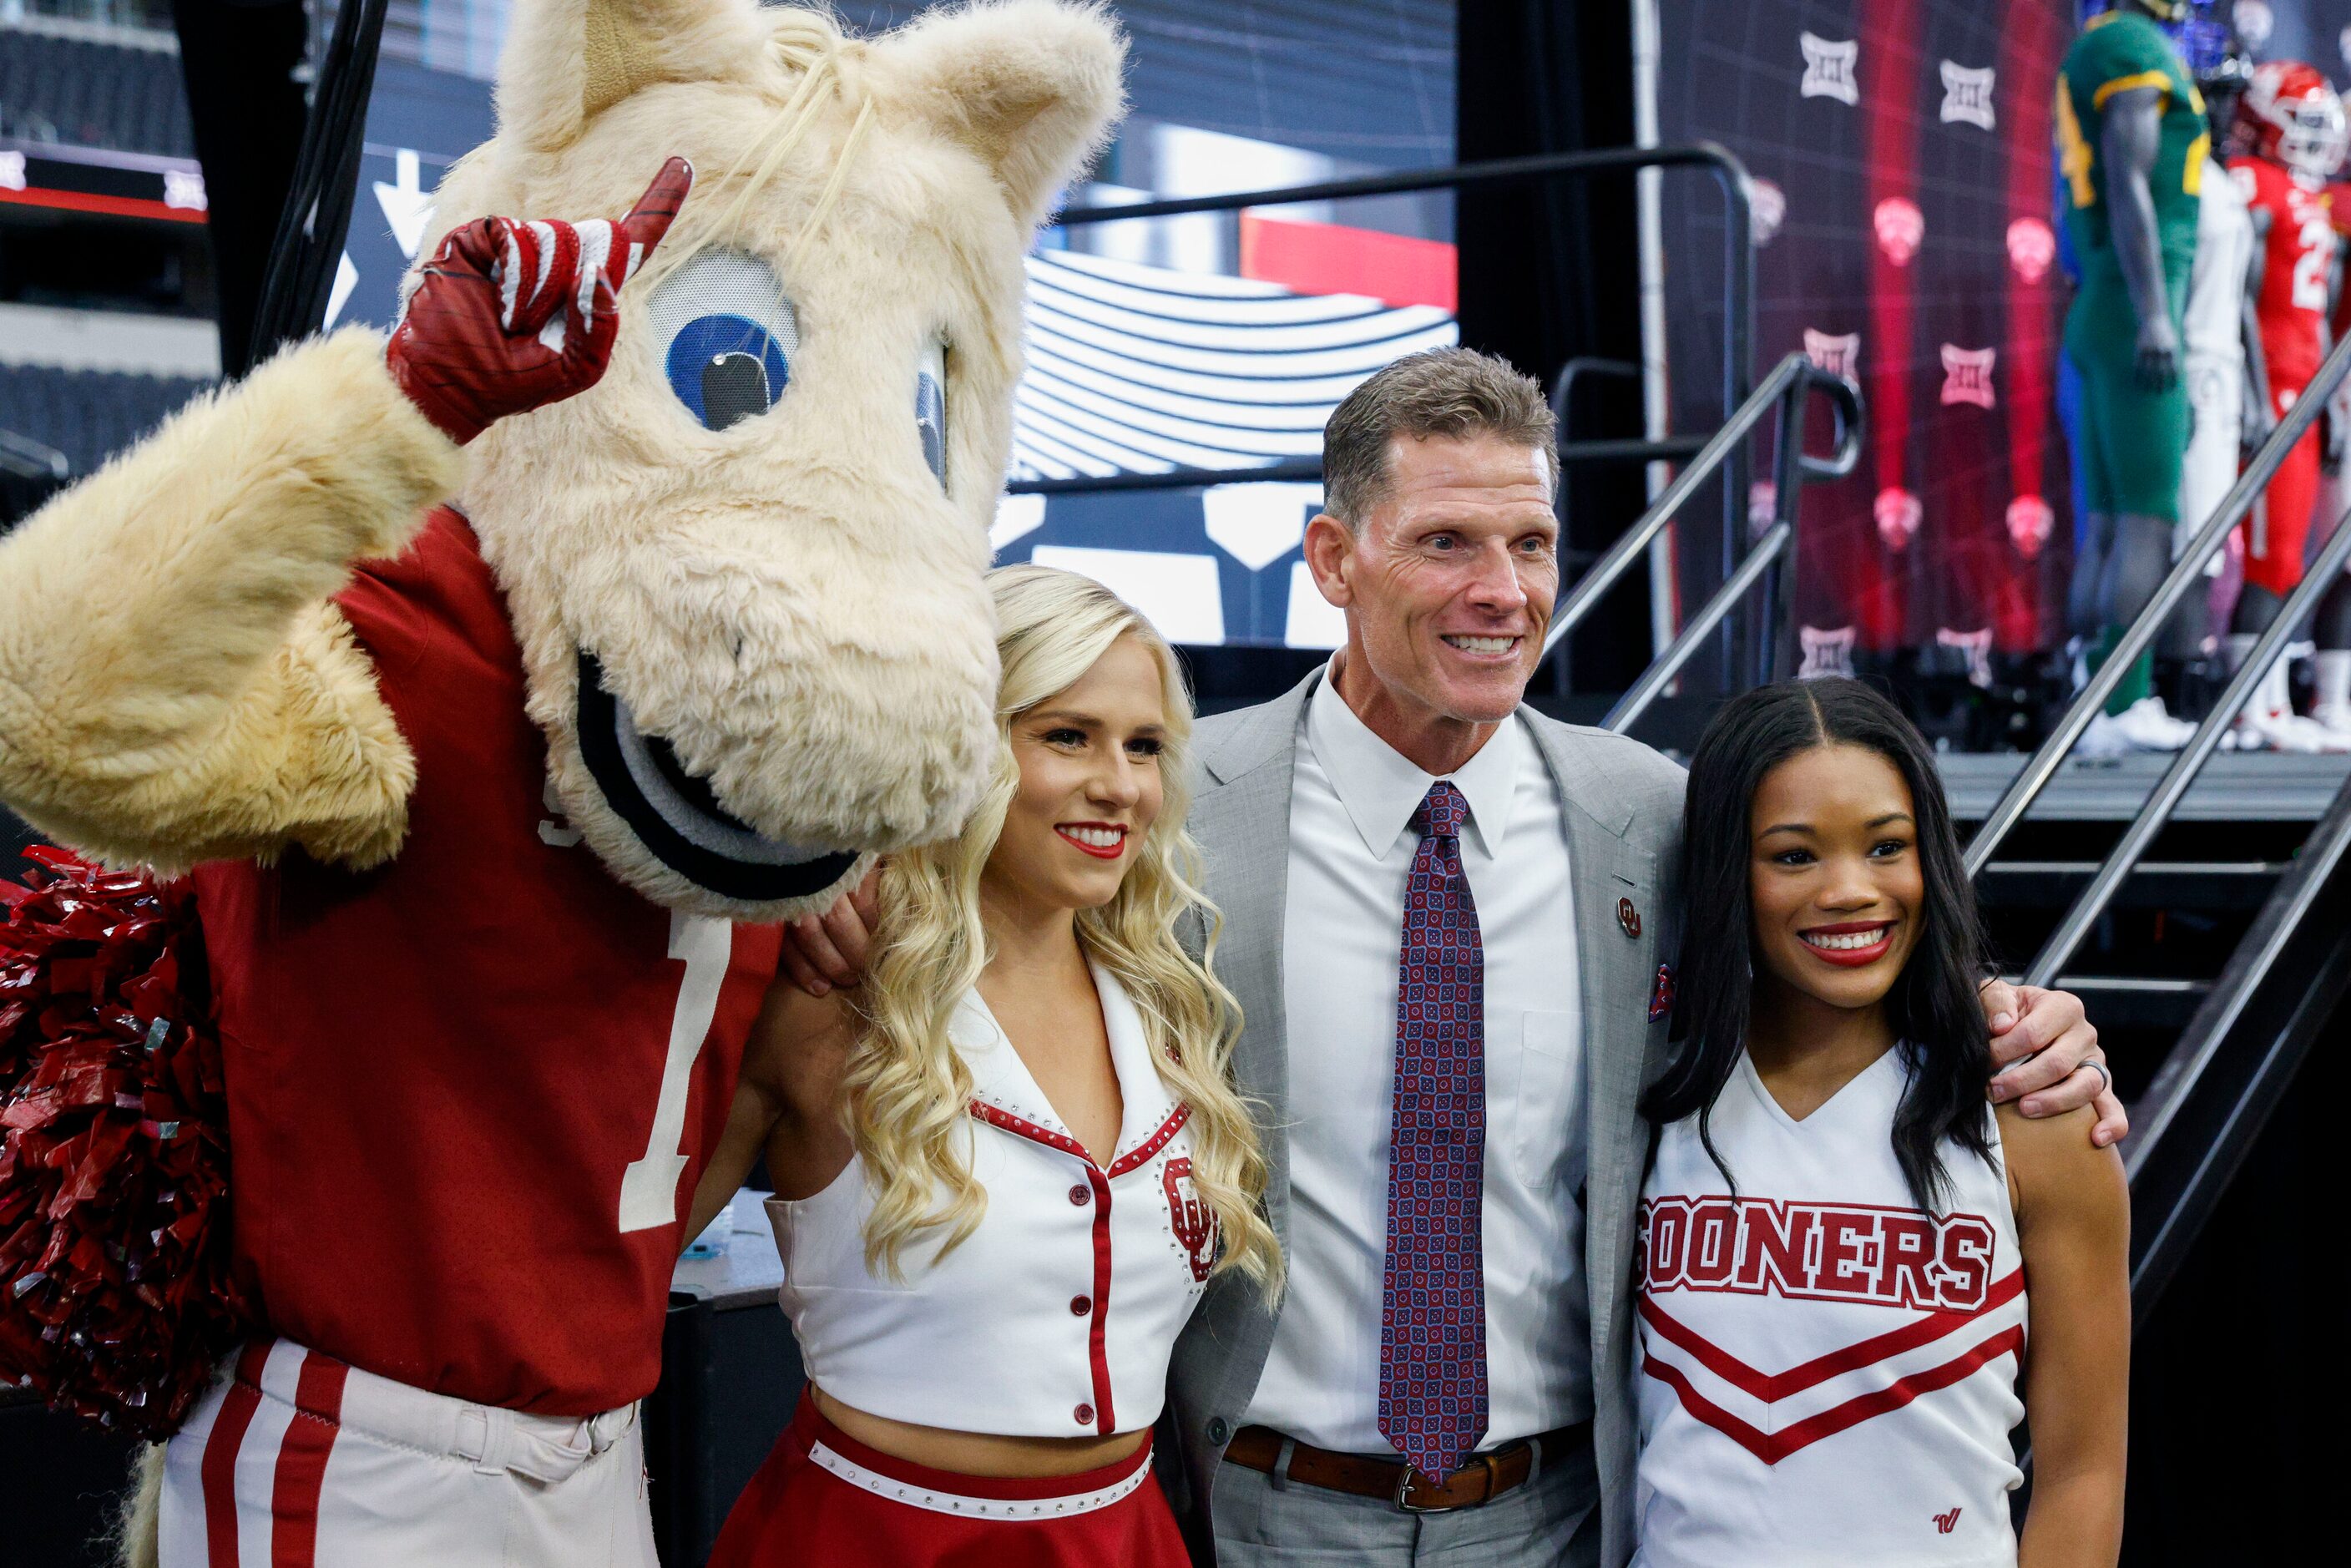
[1942,752,2351,824]
[1978,861,2285,910]
[2040,975,2212,1032]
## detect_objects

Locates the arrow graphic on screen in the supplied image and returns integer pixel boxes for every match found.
[1011,249,1456,483]
[325,251,358,328]
[374,148,434,260]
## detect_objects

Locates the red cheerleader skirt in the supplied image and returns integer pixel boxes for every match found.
[707,1392,1191,1567]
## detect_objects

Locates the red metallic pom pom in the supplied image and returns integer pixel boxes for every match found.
[0,847,250,1437]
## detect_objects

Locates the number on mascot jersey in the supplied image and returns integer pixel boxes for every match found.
[2293,210,2334,313]
[617,911,731,1233]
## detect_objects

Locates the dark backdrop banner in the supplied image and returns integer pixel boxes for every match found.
[1649,0,2351,661]
[1650,0,2079,661]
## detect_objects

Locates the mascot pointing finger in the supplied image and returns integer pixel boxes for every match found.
[0,2,1124,1563]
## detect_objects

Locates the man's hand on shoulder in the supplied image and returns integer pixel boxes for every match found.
[1979,979,2126,1148]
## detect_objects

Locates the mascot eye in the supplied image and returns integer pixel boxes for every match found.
[641,249,800,433]
[916,339,948,489]
[666,316,789,430]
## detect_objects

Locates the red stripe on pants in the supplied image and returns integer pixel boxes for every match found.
[270,1351,351,1568]
[202,1343,275,1568]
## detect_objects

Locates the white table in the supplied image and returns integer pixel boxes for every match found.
[670,1188,785,1310]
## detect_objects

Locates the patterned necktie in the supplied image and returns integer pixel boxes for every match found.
[1378,780,1489,1480]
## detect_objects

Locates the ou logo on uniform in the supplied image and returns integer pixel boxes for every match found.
[1164,1158,1218,1282]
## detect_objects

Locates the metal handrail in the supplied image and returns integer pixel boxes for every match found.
[2121,781,2351,1314]
[1606,520,1791,731]
[1964,325,2351,878]
[2024,513,2351,985]
[1544,352,1802,652]
[1545,352,1862,660]
[1551,359,1709,468]
[1548,357,1655,690]
[1005,141,1757,498]
[0,429,68,482]
[2122,787,2351,1186]
[1551,356,1641,422]
[1552,357,1707,466]
[1599,359,1864,729]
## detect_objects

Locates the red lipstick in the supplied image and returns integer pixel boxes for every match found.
[1797,920,1896,968]
[1055,823,1128,860]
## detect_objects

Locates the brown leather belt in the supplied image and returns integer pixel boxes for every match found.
[1222,1422,1588,1514]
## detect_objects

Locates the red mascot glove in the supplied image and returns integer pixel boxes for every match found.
[386,156,692,445]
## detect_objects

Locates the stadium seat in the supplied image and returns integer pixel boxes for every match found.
[0,363,213,480]
[0,29,193,159]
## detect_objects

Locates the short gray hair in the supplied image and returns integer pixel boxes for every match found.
[1321,347,1559,527]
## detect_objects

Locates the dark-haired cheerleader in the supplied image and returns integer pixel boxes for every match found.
[1632,680,2128,1568]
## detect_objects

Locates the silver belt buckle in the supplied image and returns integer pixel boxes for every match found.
[1393,1463,1459,1515]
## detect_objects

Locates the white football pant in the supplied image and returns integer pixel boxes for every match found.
[158,1338,657,1568]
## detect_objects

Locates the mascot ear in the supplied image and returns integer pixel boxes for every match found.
[498,0,770,153]
[874,0,1127,229]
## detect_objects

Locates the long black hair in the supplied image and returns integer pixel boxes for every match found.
[1639,678,1995,1211]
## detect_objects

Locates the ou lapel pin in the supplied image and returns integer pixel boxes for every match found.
[1617,897,1641,938]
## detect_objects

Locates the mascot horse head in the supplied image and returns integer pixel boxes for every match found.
[420,0,1124,918]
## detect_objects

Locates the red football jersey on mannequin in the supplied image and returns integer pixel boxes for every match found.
[190,508,782,1416]
[2233,155,2335,389]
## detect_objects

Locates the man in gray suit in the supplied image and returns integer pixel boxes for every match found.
[772,348,2118,1566]
[1149,349,2117,1568]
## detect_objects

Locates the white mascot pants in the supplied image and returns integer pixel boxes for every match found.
[159,1338,658,1568]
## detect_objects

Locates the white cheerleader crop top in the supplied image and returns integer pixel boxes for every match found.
[768,963,1219,1439]
[1631,1048,2026,1568]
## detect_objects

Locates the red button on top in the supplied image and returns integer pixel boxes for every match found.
[1074,1403,1095,1426]
[1070,1295,1092,1316]
[1068,1184,1090,1206]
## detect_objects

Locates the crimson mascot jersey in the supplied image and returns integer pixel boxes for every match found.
[188,508,782,1416]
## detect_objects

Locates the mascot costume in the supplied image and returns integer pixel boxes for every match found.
[0,1,1123,1563]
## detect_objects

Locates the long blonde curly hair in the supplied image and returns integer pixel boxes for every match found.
[842,564,1281,1292]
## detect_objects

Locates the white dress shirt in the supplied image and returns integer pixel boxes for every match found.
[1241,670,1590,1454]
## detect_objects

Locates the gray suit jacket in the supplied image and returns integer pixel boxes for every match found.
[1160,668,1688,1568]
